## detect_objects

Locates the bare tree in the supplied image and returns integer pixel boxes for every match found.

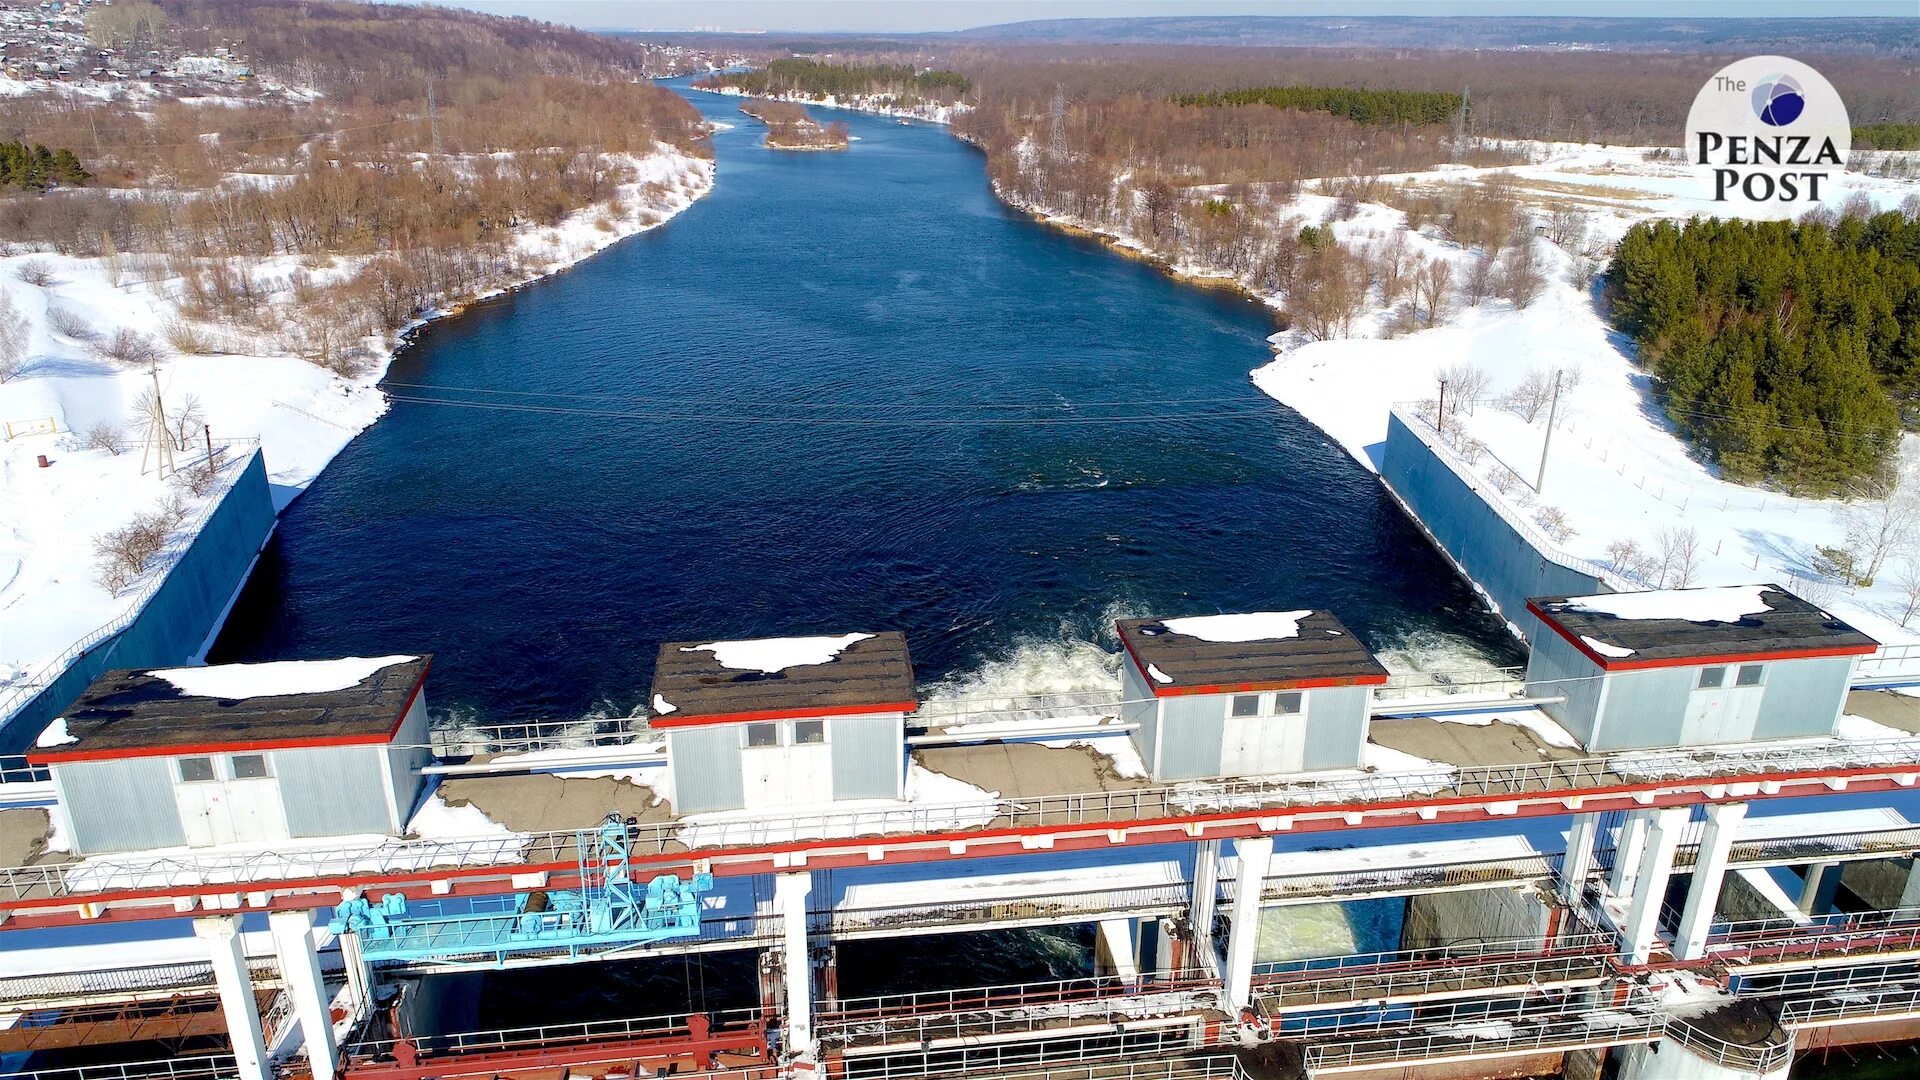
[1655,526,1701,588]
[1545,208,1589,249]
[1605,538,1658,586]
[1842,491,1920,586]
[1897,558,1920,628]
[1503,365,1582,422]
[1413,255,1454,324]
[1438,361,1493,416]
[1494,239,1544,306]
[0,289,27,382]
[1461,252,1498,305]
[83,421,124,454]
[92,507,175,593]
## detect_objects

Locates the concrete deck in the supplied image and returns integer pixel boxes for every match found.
[0,807,70,868]
[1846,690,1920,735]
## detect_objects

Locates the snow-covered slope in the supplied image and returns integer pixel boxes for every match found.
[0,147,714,697]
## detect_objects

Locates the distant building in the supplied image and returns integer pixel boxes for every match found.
[1116,610,1388,781]
[29,656,434,854]
[652,632,915,813]
[1525,584,1878,751]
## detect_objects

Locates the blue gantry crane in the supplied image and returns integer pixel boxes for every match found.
[329,814,714,966]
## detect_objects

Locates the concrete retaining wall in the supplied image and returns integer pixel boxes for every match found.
[1,450,277,753]
[1379,410,1612,643]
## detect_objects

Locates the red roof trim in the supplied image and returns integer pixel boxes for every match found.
[650,700,919,729]
[29,659,433,766]
[1118,630,1387,698]
[1526,600,1879,672]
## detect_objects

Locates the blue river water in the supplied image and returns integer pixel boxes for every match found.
[212,81,1514,730]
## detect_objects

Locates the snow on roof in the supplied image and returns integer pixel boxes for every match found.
[34,716,77,747]
[153,656,418,700]
[651,693,678,715]
[1159,610,1312,643]
[1580,635,1635,659]
[681,633,874,674]
[1562,586,1774,624]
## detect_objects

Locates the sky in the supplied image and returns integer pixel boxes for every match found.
[438,0,1917,33]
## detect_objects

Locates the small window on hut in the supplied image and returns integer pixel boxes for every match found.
[177,756,216,783]
[1274,692,1304,715]
[229,754,272,780]
[744,723,780,748]
[793,720,826,745]
[1735,664,1765,688]
[1230,694,1261,718]
[1697,666,1726,690]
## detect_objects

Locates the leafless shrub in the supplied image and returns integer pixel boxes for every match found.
[1502,365,1583,422]
[1488,468,1522,496]
[91,328,164,368]
[1438,361,1493,416]
[0,288,27,382]
[47,304,96,341]
[82,421,124,455]
[1461,252,1497,305]
[1533,505,1575,542]
[14,259,55,287]
[1655,526,1701,589]
[1841,492,1920,588]
[93,508,175,593]
[1545,208,1589,249]
[161,317,212,356]
[1494,239,1544,307]
[1413,255,1453,324]
[1605,538,1658,585]
[1786,568,1838,608]
[171,460,220,498]
[1382,302,1424,339]
[1896,558,1920,627]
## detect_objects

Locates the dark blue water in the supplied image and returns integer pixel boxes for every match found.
[212,82,1515,721]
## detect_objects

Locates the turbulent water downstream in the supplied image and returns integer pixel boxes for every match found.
[212,79,1513,721]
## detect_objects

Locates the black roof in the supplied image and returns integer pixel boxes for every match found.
[1528,585,1878,667]
[1116,610,1387,694]
[650,632,916,723]
[37,656,430,760]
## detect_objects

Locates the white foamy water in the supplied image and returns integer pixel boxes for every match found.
[918,601,1147,727]
[1256,897,1406,963]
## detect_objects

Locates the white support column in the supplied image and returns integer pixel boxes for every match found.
[1609,810,1651,897]
[775,872,815,1060]
[1224,835,1273,1012]
[1798,861,1838,915]
[1189,839,1221,976]
[195,915,269,1080]
[1560,812,1600,906]
[1901,859,1920,912]
[1621,807,1688,965]
[269,909,339,1080]
[1094,918,1141,987]
[1673,803,1748,961]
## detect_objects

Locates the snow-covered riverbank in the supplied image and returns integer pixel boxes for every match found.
[695,82,968,125]
[0,146,715,701]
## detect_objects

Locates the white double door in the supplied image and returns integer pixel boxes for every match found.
[1222,712,1308,776]
[176,777,288,847]
[741,744,833,810]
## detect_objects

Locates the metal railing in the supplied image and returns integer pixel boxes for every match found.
[424,714,655,759]
[822,972,1218,1047]
[1781,981,1920,1027]
[1664,1013,1795,1073]
[7,733,1920,906]
[1711,907,1920,966]
[1254,933,1615,1009]
[0,444,261,730]
[1734,961,1920,998]
[0,957,279,1007]
[4,1054,239,1080]
[1239,851,1559,903]
[832,881,1189,938]
[0,753,51,784]
[842,1028,1209,1079]
[1376,666,1527,701]
[1854,643,1920,683]
[345,1005,766,1061]
[1302,1002,1663,1071]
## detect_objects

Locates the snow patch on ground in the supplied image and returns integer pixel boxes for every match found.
[1159,610,1311,643]
[675,763,998,847]
[682,632,874,673]
[1429,707,1584,751]
[938,715,1149,779]
[152,656,415,700]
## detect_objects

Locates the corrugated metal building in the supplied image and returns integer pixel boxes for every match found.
[1524,585,1876,751]
[1116,611,1388,781]
[30,656,433,855]
[651,632,915,814]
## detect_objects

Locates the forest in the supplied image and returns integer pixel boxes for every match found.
[739,100,850,150]
[1172,86,1464,127]
[0,0,708,372]
[0,143,90,193]
[698,59,971,104]
[1609,212,1920,494]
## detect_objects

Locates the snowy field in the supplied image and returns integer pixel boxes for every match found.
[1243,146,1920,645]
[0,147,714,708]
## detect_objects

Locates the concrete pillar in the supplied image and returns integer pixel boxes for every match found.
[1609,810,1651,897]
[1190,839,1220,957]
[1673,803,1748,962]
[1621,807,1688,965]
[1901,859,1920,912]
[1224,835,1273,1012]
[195,915,270,1080]
[1798,861,1840,915]
[775,872,815,1059]
[269,910,340,1080]
[1561,813,1600,906]
[1094,918,1140,987]
[337,928,371,1021]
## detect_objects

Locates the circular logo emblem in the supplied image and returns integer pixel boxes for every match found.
[1685,56,1849,219]
[1751,74,1805,126]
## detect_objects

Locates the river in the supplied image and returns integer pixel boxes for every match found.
[212,80,1514,727]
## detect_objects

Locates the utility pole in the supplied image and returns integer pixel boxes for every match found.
[1436,379,1449,438]
[140,364,175,480]
[1451,85,1470,163]
[1535,371,1563,493]
[204,425,216,484]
